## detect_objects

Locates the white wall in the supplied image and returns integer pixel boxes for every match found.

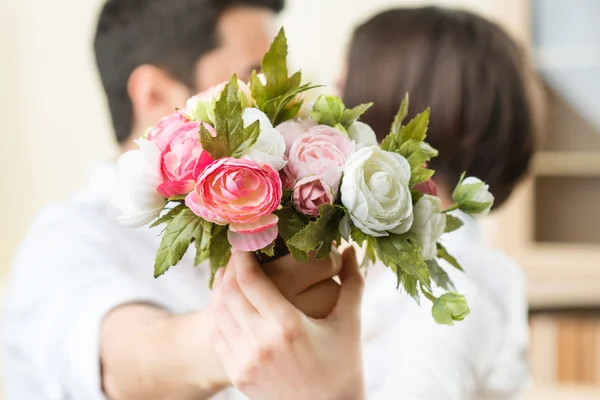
[0,0,116,273]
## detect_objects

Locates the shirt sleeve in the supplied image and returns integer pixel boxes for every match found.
[2,207,171,400]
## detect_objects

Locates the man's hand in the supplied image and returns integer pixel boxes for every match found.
[101,250,344,400]
[210,248,365,400]
[263,251,342,319]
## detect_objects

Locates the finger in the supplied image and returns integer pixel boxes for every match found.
[222,253,261,330]
[210,266,242,343]
[234,251,299,321]
[294,278,340,319]
[209,314,236,376]
[331,246,364,320]
[263,249,343,295]
[212,267,225,289]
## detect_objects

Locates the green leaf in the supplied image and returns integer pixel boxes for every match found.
[361,238,377,269]
[265,83,320,126]
[168,195,187,202]
[214,76,244,153]
[350,223,368,247]
[436,243,463,271]
[380,131,398,153]
[208,225,232,286]
[445,214,464,233]
[431,293,470,326]
[399,140,439,171]
[199,76,260,159]
[287,204,343,260]
[426,259,455,291]
[274,206,310,261]
[258,28,290,103]
[154,209,205,278]
[381,107,431,153]
[341,103,373,129]
[249,69,267,106]
[410,167,435,188]
[230,120,260,158]
[249,28,318,125]
[400,108,430,142]
[199,122,224,159]
[411,190,423,205]
[399,271,420,304]
[193,218,212,266]
[259,241,276,258]
[150,203,186,229]
[372,234,432,292]
[391,93,409,134]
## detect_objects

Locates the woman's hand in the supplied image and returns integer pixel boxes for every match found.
[263,251,342,319]
[209,247,365,400]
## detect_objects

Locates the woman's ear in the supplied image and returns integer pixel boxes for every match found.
[127,65,190,130]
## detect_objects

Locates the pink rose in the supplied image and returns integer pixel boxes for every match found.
[288,125,356,190]
[293,176,334,217]
[276,119,316,155]
[185,158,282,252]
[414,178,439,197]
[279,163,296,191]
[156,123,215,198]
[146,111,197,152]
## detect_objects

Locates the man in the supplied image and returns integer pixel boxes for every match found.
[2,1,342,399]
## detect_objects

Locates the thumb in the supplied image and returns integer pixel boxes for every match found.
[331,246,364,320]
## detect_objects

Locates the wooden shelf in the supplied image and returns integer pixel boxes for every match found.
[533,152,600,177]
[526,384,600,400]
[524,245,600,309]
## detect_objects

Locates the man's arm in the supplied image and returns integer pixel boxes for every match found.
[100,253,342,400]
[101,305,226,400]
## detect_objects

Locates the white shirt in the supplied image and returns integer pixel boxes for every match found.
[2,163,529,400]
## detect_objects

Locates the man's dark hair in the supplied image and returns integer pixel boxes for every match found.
[94,0,284,144]
[343,7,540,209]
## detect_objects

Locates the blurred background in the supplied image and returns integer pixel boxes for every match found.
[1,0,599,399]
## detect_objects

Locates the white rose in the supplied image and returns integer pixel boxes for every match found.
[348,121,378,148]
[341,146,414,237]
[411,195,446,260]
[111,139,166,227]
[241,108,287,171]
[452,176,495,216]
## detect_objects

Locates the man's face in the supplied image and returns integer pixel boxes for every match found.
[124,6,276,151]
[195,6,276,91]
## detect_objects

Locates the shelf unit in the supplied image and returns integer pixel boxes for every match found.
[526,385,600,400]
[533,152,600,177]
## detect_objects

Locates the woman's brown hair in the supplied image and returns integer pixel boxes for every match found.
[343,7,538,209]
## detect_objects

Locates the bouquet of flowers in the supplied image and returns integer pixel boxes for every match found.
[112,29,494,325]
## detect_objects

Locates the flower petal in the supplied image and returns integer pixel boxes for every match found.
[228,225,278,252]
[229,213,279,234]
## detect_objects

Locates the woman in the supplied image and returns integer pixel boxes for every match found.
[342,7,539,400]
[211,7,540,400]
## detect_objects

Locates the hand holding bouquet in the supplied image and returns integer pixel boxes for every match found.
[112,29,494,324]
